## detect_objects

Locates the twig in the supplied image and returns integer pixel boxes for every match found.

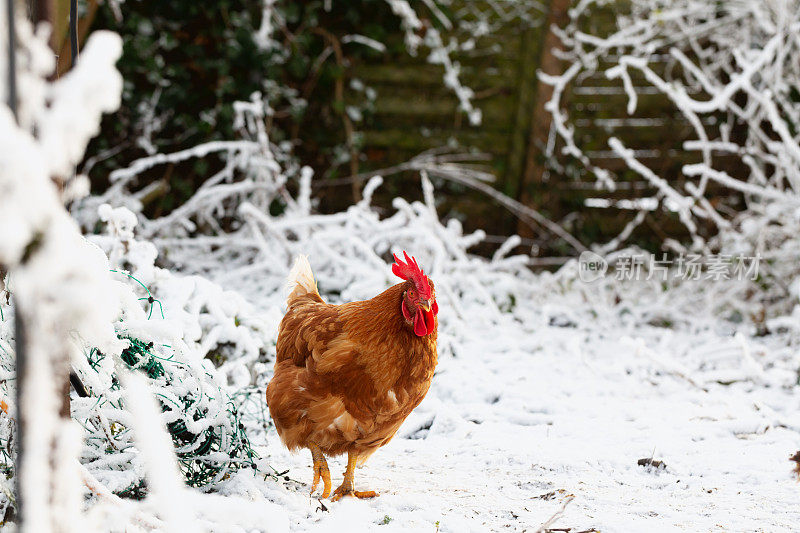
[79,463,165,529]
[535,495,575,533]
[432,168,587,253]
[313,148,586,253]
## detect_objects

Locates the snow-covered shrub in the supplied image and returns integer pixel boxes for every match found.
[543,0,800,318]
[0,10,292,529]
[78,335,257,495]
[82,203,276,485]
[88,203,277,387]
[0,200,277,497]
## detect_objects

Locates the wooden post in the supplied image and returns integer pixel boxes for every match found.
[54,0,99,77]
[516,0,571,241]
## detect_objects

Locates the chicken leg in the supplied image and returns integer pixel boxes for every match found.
[330,451,379,501]
[309,442,331,498]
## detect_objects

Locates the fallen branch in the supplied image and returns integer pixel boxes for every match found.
[535,494,575,533]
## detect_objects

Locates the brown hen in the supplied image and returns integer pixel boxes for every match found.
[266,252,439,500]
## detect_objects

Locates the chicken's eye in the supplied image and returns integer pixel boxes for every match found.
[408,289,415,297]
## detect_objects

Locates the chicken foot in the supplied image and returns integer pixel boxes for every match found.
[309,442,331,498]
[330,451,379,501]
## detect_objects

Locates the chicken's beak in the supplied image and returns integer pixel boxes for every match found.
[419,300,431,312]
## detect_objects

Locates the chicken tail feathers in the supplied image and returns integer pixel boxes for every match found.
[286,255,320,305]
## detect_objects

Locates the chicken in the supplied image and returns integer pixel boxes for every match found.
[266,252,439,500]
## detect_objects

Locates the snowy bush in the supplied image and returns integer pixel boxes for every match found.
[543,0,800,318]
[0,10,290,531]
[66,204,272,495]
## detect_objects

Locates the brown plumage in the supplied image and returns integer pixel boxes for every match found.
[266,253,438,500]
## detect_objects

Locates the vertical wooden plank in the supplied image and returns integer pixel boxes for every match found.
[503,21,543,197]
[55,0,98,77]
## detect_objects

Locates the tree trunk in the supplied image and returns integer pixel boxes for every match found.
[517,0,571,241]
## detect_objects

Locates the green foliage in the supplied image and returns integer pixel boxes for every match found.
[87,1,272,212]
[85,0,403,218]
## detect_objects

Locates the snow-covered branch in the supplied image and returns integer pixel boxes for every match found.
[544,0,800,312]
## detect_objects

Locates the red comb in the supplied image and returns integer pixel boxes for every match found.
[392,251,432,298]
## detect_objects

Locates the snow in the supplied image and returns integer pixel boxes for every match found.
[228,283,800,532]
[86,156,796,531]
[52,153,800,532]
[61,91,800,531]
[2,2,800,531]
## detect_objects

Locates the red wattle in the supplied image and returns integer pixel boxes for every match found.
[412,308,436,336]
[432,300,439,316]
[423,308,435,332]
[413,311,427,336]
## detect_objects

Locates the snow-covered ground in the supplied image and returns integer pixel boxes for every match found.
[85,188,799,532]
[6,159,798,530]
[214,285,800,532]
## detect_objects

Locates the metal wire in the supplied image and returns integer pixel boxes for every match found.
[69,0,77,67]
[6,0,22,522]
[83,335,258,492]
[5,0,16,119]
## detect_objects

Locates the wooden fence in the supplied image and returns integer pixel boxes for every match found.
[349,0,727,257]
